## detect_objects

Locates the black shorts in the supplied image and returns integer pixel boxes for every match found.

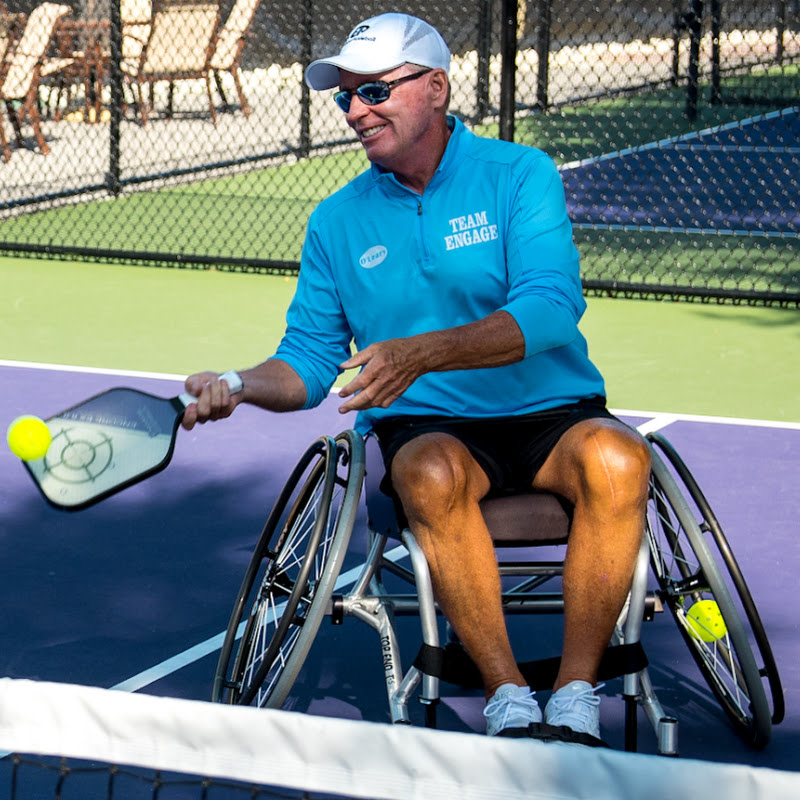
[373,397,616,499]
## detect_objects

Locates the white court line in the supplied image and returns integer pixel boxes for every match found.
[0,358,186,382]
[572,222,800,239]
[560,105,800,171]
[614,407,800,431]
[634,414,680,436]
[111,545,408,693]
[3,357,798,431]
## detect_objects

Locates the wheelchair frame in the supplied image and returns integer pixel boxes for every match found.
[212,428,783,755]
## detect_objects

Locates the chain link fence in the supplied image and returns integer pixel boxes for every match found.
[1,0,798,303]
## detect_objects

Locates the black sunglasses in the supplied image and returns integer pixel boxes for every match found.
[334,69,432,113]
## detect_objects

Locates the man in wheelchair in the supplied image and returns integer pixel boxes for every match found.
[182,12,651,743]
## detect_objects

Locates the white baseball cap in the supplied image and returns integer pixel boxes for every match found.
[305,13,450,91]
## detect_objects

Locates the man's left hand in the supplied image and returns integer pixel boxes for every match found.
[337,338,424,413]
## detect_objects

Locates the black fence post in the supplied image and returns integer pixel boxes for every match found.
[776,0,786,63]
[299,0,312,158]
[107,0,122,196]
[535,0,551,110]
[710,0,721,105]
[685,0,704,120]
[671,0,682,86]
[499,0,517,141]
[476,0,492,121]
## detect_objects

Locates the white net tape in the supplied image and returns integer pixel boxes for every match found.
[0,678,798,799]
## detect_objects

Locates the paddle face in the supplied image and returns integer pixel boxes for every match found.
[24,388,186,511]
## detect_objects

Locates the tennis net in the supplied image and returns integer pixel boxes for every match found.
[1,677,797,800]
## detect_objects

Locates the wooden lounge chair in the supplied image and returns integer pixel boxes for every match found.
[209,0,261,116]
[121,0,221,126]
[0,2,74,160]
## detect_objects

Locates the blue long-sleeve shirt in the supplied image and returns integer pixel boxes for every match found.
[274,116,605,432]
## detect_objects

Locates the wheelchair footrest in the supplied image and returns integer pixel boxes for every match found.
[414,641,649,692]
[498,722,610,749]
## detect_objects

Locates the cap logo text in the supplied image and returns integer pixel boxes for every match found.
[347,25,371,41]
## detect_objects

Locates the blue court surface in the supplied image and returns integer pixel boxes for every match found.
[1,362,798,773]
[561,107,800,235]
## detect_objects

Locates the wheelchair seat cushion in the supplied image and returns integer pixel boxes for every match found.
[480,492,571,546]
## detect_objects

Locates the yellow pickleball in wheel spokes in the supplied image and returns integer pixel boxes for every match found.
[6,415,52,462]
[686,599,728,642]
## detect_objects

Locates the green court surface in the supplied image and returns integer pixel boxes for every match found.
[2,255,798,423]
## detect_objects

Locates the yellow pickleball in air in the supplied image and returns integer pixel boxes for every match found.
[6,415,52,461]
[686,599,727,642]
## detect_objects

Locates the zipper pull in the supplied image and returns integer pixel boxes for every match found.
[417,200,423,215]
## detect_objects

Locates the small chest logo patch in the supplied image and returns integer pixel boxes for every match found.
[359,245,388,269]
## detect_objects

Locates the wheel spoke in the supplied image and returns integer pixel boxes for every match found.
[213,432,365,711]
[645,441,773,747]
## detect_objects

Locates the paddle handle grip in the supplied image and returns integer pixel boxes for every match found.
[178,370,243,408]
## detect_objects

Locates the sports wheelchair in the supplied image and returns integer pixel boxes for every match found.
[211,428,784,755]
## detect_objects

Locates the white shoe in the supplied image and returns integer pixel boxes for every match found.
[483,684,542,736]
[544,681,603,739]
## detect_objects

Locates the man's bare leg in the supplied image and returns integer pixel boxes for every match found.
[390,432,526,697]
[389,418,650,731]
[532,418,651,691]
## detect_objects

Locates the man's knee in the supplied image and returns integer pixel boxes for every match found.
[391,434,484,520]
[579,421,651,507]
[543,419,650,510]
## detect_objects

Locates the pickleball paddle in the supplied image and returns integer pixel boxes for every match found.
[22,371,242,511]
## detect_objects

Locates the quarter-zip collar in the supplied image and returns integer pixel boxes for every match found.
[370,115,464,197]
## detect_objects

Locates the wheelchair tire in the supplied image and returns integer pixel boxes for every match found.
[212,430,365,708]
[646,436,776,749]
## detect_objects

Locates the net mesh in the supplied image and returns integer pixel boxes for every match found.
[0,677,796,800]
[0,0,798,303]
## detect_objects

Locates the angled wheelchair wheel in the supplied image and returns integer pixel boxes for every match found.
[646,433,782,749]
[212,430,365,708]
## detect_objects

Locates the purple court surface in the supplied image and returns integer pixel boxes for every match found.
[1,363,798,773]
[562,109,800,235]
